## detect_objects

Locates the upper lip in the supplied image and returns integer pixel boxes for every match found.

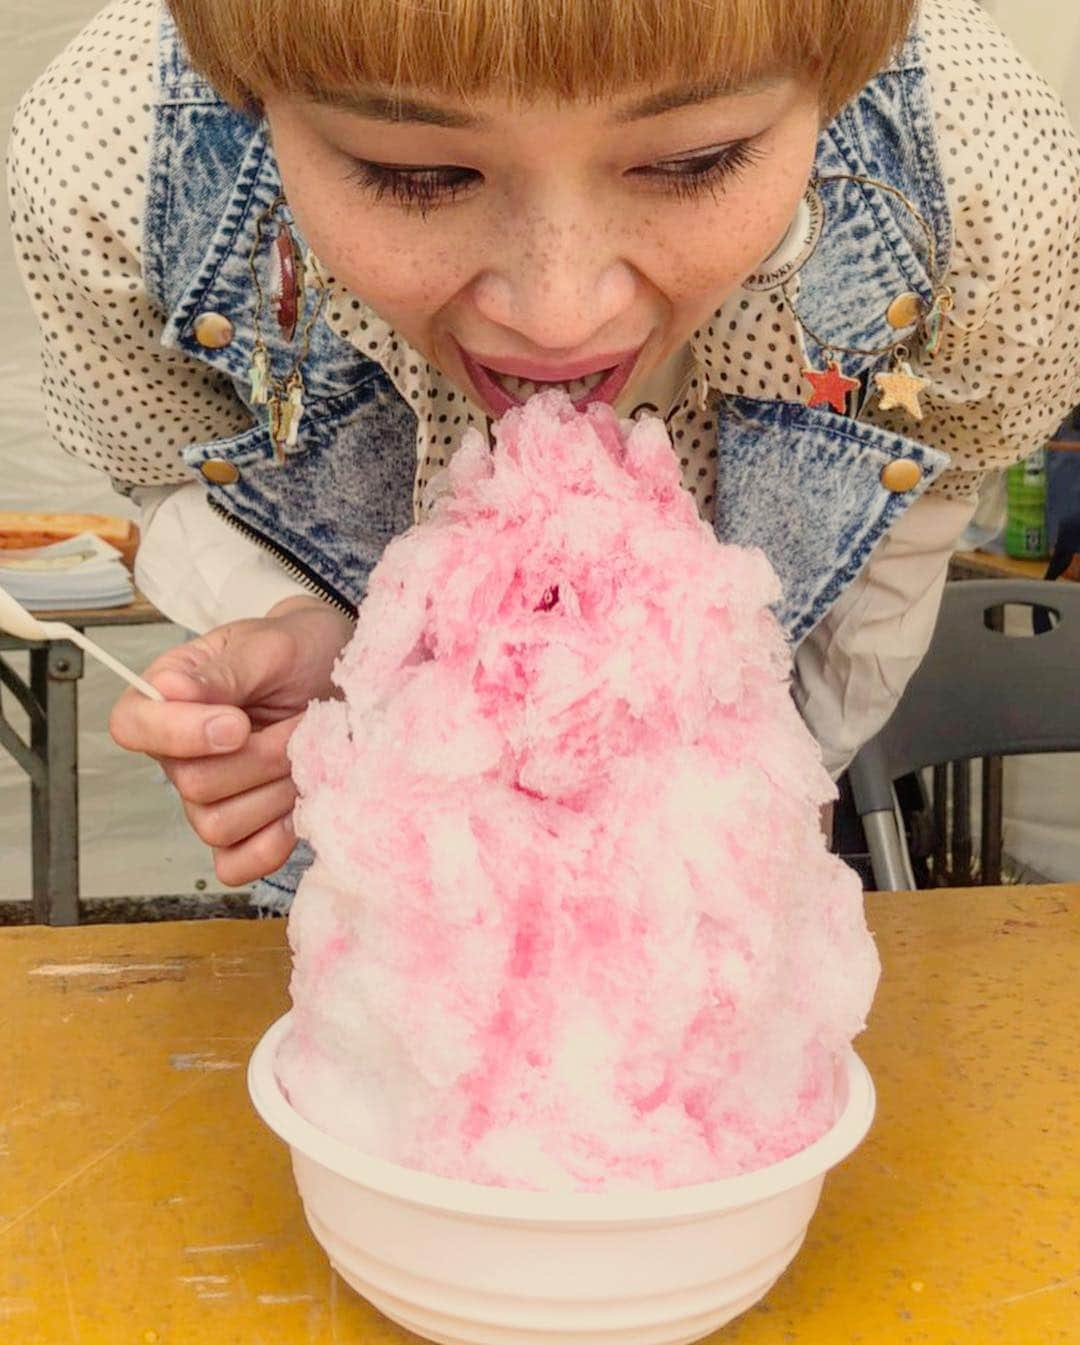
[462,348,641,382]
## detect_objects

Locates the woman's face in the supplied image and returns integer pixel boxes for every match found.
[264,75,821,416]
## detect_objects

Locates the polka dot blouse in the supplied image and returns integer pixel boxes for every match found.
[9,0,1079,524]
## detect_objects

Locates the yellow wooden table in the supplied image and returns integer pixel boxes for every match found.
[1,887,1076,1345]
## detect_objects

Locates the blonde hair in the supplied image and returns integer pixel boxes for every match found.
[167,0,917,119]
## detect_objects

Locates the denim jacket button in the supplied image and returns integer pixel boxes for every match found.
[201,458,240,485]
[880,458,922,492]
[193,311,235,348]
[886,292,923,329]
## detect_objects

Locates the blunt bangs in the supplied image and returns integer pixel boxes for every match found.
[168,0,917,118]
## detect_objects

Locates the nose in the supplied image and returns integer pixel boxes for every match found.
[469,203,638,354]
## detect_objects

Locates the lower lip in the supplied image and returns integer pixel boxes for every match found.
[457,345,641,417]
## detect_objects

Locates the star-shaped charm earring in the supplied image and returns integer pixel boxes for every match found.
[874,360,930,421]
[802,359,860,414]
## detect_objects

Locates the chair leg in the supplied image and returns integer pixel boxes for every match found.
[891,791,918,890]
[932,764,949,884]
[862,808,915,892]
[952,760,973,883]
[981,756,1004,885]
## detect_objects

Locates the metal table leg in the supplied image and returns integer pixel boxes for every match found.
[29,641,83,925]
[2,600,165,925]
[0,636,87,925]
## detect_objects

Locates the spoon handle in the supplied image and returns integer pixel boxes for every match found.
[60,626,165,702]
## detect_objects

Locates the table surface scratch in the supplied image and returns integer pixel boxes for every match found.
[0,887,1076,1344]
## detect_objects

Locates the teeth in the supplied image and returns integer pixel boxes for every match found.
[488,367,611,403]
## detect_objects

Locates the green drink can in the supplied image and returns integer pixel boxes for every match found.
[1004,447,1048,559]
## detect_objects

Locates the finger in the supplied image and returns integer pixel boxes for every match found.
[110,683,251,760]
[184,777,298,850]
[212,815,298,888]
[161,715,300,805]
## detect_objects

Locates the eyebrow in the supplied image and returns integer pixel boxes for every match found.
[613,77,782,122]
[314,90,485,129]
[311,76,782,129]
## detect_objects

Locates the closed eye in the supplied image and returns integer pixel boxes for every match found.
[629,139,765,199]
[342,135,765,215]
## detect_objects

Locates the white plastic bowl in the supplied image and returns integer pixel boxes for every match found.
[249,1014,874,1345]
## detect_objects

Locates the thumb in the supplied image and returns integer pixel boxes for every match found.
[143,628,249,707]
[146,620,300,712]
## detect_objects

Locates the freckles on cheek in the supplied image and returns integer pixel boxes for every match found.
[669,201,780,300]
[655,238,742,307]
[632,202,757,309]
[321,230,442,309]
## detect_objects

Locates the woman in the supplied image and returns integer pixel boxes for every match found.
[9,0,1080,907]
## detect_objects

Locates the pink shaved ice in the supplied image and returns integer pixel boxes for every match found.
[276,390,879,1193]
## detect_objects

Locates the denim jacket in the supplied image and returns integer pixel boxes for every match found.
[145,11,952,905]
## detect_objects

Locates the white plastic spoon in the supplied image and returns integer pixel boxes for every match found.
[0,584,165,702]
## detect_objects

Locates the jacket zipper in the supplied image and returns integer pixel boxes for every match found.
[206,496,358,619]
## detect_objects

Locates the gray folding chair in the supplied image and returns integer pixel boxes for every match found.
[846,580,1080,891]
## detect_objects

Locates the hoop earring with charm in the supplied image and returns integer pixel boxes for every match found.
[246,195,328,462]
[775,172,953,422]
[742,180,825,293]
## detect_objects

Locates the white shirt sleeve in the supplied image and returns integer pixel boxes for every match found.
[131,482,314,632]
[793,491,977,778]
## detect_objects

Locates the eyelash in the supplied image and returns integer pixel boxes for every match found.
[343,139,764,215]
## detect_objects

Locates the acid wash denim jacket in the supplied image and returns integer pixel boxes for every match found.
[145,12,951,907]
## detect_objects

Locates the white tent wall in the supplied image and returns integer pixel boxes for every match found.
[1,1,1077,901]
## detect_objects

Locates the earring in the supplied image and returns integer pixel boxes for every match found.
[272,371,306,451]
[777,173,953,422]
[873,347,931,421]
[803,360,861,415]
[742,181,824,292]
[249,341,270,405]
[246,195,327,462]
[269,216,303,343]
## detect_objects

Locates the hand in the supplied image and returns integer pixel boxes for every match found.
[109,597,353,885]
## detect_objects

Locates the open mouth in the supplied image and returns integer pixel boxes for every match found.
[457,343,640,417]
[486,367,611,403]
